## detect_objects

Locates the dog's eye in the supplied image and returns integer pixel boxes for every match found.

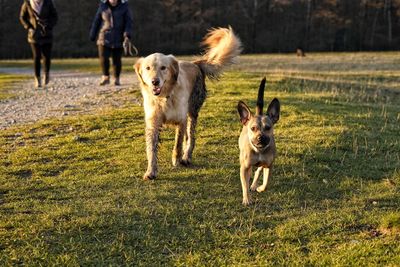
[251,126,257,132]
[161,66,166,70]
[145,66,150,70]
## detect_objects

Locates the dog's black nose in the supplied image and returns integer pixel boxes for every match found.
[152,78,160,86]
[259,135,270,145]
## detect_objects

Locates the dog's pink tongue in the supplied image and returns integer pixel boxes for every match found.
[153,87,161,95]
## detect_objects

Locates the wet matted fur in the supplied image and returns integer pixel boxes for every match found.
[134,27,242,180]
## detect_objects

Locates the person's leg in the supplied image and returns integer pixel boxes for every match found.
[30,43,42,88]
[41,43,53,85]
[111,48,123,85]
[98,45,110,85]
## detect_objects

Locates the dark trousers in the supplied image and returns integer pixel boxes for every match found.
[98,45,123,77]
[30,43,52,78]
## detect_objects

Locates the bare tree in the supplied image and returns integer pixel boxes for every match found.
[2,0,400,58]
[305,0,313,50]
[385,0,393,45]
[238,0,271,52]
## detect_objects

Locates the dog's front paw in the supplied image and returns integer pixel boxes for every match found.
[250,184,258,192]
[256,185,266,193]
[143,172,156,181]
[172,157,179,167]
[242,197,252,206]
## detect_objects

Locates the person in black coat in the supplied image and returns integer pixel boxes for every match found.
[90,0,133,86]
[20,0,58,88]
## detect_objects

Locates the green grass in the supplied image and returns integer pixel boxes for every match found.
[1,53,400,266]
[0,74,29,100]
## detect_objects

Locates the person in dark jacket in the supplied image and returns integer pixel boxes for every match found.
[90,0,133,86]
[20,0,58,88]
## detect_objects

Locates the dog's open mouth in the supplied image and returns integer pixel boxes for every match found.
[152,87,162,95]
[257,144,268,149]
[252,142,269,151]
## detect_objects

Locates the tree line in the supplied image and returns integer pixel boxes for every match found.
[1,0,399,59]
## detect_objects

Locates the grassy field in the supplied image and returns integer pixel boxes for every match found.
[1,53,400,266]
[0,74,29,100]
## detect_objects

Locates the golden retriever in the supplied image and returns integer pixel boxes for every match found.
[134,27,242,180]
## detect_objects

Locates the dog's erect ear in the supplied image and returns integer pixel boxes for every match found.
[168,55,179,81]
[266,98,280,124]
[134,58,144,84]
[238,101,252,125]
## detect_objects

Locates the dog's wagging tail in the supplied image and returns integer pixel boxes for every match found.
[256,77,266,115]
[194,26,242,80]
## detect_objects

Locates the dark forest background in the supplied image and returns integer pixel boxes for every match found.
[1,0,399,59]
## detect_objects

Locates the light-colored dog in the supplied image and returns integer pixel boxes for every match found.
[237,78,280,205]
[134,27,242,180]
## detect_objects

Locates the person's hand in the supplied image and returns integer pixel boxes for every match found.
[123,37,138,56]
[41,25,47,36]
[28,27,36,38]
[123,36,130,48]
[124,36,130,43]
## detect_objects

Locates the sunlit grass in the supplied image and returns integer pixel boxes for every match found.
[0,53,400,266]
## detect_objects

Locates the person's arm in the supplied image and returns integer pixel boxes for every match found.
[19,3,33,30]
[89,6,102,41]
[123,5,133,39]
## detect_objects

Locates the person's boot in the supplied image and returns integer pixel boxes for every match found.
[99,75,110,86]
[114,76,121,86]
[34,76,42,89]
[43,73,50,86]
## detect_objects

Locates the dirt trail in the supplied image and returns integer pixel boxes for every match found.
[0,70,140,129]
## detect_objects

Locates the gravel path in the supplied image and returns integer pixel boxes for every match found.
[0,70,141,129]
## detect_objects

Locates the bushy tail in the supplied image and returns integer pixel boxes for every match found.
[194,27,242,80]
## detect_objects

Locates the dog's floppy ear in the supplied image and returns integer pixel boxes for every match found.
[266,98,280,124]
[238,101,252,125]
[134,58,144,84]
[168,55,179,81]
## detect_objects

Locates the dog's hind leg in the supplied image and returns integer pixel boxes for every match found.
[257,167,271,192]
[250,167,263,191]
[181,115,196,166]
[182,72,206,166]
[172,121,187,166]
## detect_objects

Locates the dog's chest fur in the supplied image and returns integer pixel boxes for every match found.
[142,75,192,125]
[163,85,191,123]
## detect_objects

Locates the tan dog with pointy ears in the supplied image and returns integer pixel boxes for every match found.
[135,27,242,181]
[237,78,280,205]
